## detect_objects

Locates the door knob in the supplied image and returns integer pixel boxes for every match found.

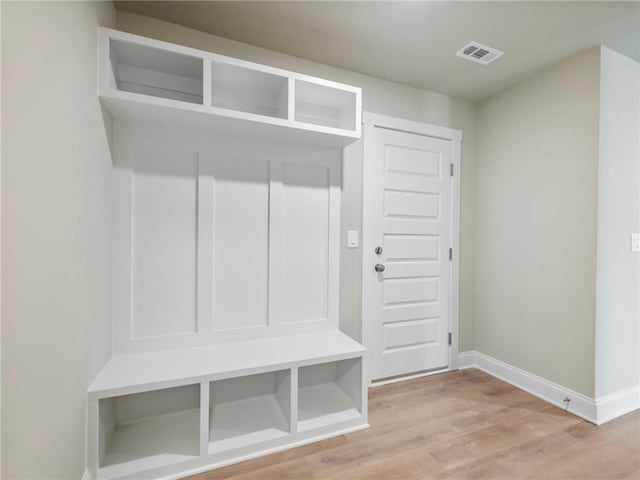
[374,264,385,273]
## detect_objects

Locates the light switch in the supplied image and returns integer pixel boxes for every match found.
[632,234,640,253]
[348,230,359,248]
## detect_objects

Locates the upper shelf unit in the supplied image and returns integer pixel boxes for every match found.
[99,28,362,148]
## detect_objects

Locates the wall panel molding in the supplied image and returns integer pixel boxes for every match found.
[112,121,341,354]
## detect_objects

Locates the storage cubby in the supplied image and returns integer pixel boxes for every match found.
[209,370,291,453]
[295,79,357,130]
[92,27,366,479]
[109,38,203,104]
[212,61,288,118]
[100,29,361,148]
[98,384,200,477]
[298,358,362,431]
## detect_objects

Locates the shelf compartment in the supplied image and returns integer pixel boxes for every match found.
[109,38,204,104]
[212,61,289,119]
[98,384,200,478]
[209,370,291,454]
[295,79,357,131]
[298,358,362,432]
[99,28,362,148]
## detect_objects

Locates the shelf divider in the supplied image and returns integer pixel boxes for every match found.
[200,380,210,457]
[290,367,299,434]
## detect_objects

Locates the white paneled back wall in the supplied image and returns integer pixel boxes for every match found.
[132,146,198,339]
[282,163,331,323]
[210,157,270,331]
[113,121,341,354]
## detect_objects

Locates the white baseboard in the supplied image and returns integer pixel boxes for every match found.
[458,351,476,370]
[81,469,91,480]
[595,385,640,425]
[459,351,640,425]
[459,351,599,423]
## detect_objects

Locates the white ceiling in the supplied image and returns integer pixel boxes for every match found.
[115,1,640,102]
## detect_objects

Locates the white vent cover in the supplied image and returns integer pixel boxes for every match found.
[455,41,504,65]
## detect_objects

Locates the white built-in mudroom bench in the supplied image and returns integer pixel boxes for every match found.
[87,28,367,480]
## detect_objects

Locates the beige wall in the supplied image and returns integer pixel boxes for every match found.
[1,2,115,478]
[116,11,478,351]
[475,48,601,397]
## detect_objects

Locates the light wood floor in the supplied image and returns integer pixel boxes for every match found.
[187,369,640,480]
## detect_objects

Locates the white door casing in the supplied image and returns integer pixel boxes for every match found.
[362,113,461,383]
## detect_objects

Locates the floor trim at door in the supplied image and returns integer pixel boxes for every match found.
[371,366,453,387]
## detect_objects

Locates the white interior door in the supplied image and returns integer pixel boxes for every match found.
[363,114,460,382]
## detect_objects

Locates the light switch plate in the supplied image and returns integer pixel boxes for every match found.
[347,230,359,248]
[632,234,640,252]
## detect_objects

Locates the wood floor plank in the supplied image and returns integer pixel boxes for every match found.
[526,445,640,479]
[309,446,443,480]
[431,458,514,480]
[187,436,348,480]
[185,370,640,480]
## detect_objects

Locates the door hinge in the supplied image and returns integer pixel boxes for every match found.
[450,163,454,177]
[448,332,452,346]
[449,247,453,261]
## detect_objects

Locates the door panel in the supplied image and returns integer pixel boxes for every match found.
[383,277,439,305]
[385,235,439,261]
[384,144,441,177]
[383,191,440,219]
[382,303,441,323]
[383,318,439,350]
[367,126,452,380]
[385,173,441,193]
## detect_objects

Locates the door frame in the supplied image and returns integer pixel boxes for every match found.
[362,112,462,385]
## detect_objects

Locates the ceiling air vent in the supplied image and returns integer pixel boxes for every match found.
[455,41,504,65]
